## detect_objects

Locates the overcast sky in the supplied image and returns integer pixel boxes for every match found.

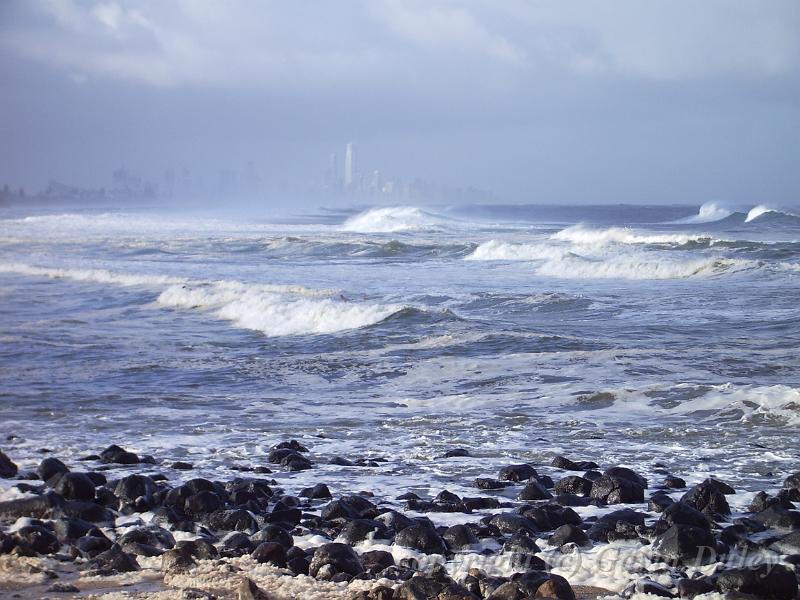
[1,0,798,205]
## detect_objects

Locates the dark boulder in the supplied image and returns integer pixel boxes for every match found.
[651,524,717,565]
[114,474,157,508]
[99,445,139,465]
[534,574,577,600]
[752,505,800,529]
[517,480,552,501]
[498,464,537,482]
[117,526,175,551]
[13,525,59,555]
[251,541,287,567]
[703,477,735,495]
[716,564,797,599]
[38,457,69,482]
[554,476,593,496]
[0,450,18,479]
[273,439,309,453]
[251,524,294,548]
[443,448,470,458]
[394,522,447,555]
[443,524,478,550]
[53,517,100,543]
[300,483,332,499]
[475,478,511,490]
[770,531,800,555]
[184,491,224,517]
[551,455,599,471]
[676,577,715,599]
[308,542,364,578]
[664,475,686,489]
[361,549,395,574]
[204,509,258,533]
[590,474,644,504]
[395,567,477,600]
[604,466,647,488]
[339,519,389,545]
[549,524,590,548]
[375,509,414,532]
[282,453,313,471]
[783,471,800,490]
[82,543,140,573]
[0,492,63,520]
[587,509,647,542]
[321,495,377,521]
[488,513,538,536]
[76,533,113,556]
[681,481,730,516]
[658,502,712,531]
[53,472,95,501]
[55,500,114,523]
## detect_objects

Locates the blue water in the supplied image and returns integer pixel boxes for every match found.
[1,202,799,505]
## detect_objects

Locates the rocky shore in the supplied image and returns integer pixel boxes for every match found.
[0,441,798,600]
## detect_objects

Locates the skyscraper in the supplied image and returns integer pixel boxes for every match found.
[344,142,356,189]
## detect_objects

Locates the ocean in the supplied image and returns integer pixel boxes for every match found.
[1,201,799,594]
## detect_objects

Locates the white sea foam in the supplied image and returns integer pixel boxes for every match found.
[671,383,800,426]
[551,224,709,246]
[465,240,566,261]
[0,261,188,287]
[341,206,446,233]
[745,204,778,222]
[157,282,403,336]
[676,201,733,224]
[535,254,753,280]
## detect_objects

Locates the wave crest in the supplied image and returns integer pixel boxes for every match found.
[551,224,710,246]
[676,202,733,224]
[341,206,446,233]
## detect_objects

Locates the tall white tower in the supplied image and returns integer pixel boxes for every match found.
[344,142,356,189]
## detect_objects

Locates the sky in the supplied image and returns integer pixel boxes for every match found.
[0,0,799,206]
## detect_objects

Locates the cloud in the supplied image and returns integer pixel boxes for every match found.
[2,0,798,90]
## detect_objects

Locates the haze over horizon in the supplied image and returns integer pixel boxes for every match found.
[1,0,798,207]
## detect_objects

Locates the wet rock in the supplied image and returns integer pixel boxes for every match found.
[176,538,219,560]
[339,519,390,545]
[238,577,273,600]
[282,453,313,471]
[38,457,69,482]
[55,500,114,523]
[300,483,332,499]
[361,549,395,574]
[53,517,100,543]
[495,571,551,598]
[99,444,139,465]
[204,509,259,534]
[47,583,80,593]
[489,513,538,536]
[443,448,470,458]
[13,525,59,555]
[118,526,175,551]
[517,480,552,501]
[274,439,309,453]
[784,472,800,490]
[649,492,675,513]
[587,509,647,542]
[716,564,797,599]
[681,481,731,516]
[82,543,140,573]
[251,524,293,548]
[395,568,477,600]
[184,491,225,517]
[52,472,95,501]
[0,492,63,520]
[309,542,364,578]
[443,524,478,550]
[633,579,675,598]
[604,466,648,488]
[770,530,800,554]
[551,455,599,471]
[114,474,158,508]
[227,478,273,508]
[549,524,590,548]
[0,450,18,478]
[161,546,196,573]
[498,464,537,482]
[395,522,447,555]
[75,533,113,556]
[376,509,414,532]
[753,505,800,529]
[171,461,193,470]
[748,490,791,513]
[554,476,593,496]
[251,541,287,567]
[703,477,735,495]
[590,474,644,504]
[475,478,511,490]
[330,456,355,466]
[463,497,501,511]
[664,475,686,489]
[651,524,717,565]
[502,534,547,571]
[321,495,377,521]
[676,577,715,599]
[535,574,577,600]
[657,501,712,531]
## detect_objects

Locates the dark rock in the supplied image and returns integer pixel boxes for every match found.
[748,490,790,513]
[282,453,313,471]
[443,448,470,458]
[443,524,478,550]
[375,509,414,532]
[361,549,395,573]
[82,543,140,573]
[85,472,106,486]
[522,503,581,531]
[99,444,139,465]
[604,466,647,488]
[47,583,81,593]
[330,456,355,466]
[498,464,537,482]
[752,505,800,529]
[13,525,59,555]
[649,493,675,513]
[634,579,675,598]
[770,531,800,554]
[658,502,712,531]
[220,531,253,555]
[0,450,18,478]
[517,480,552,501]
[664,475,686,489]
[651,524,717,565]
[488,513,538,536]
[238,577,272,600]
[273,439,309,453]
[171,461,193,470]
[394,523,447,555]
[703,477,735,495]
[53,517,100,543]
[38,457,69,482]
[549,524,590,547]
[251,524,294,548]
[463,497,501,511]
[0,492,63,520]
[160,546,195,573]
[118,526,175,551]
[321,495,377,521]
[681,481,731,516]
[590,475,644,504]
[204,509,258,533]
[676,577,715,599]
[395,569,477,600]
[475,478,511,490]
[114,474,157,508]
[309,542,364,578]
[554,476,593,496]
[551,455,599,471]
[716,564,797,599]
[300,483,332,499]
[251,541,287,567]
[784,472,800,490]
[535,574,577,600]
[55,500,114,523]
[176,538,219,560]
[587,509,647,542]
[75,534,113,556]
[339,519,389,545]
[53,472,95,501]
[184,491,224,517]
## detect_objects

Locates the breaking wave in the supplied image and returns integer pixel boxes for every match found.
[675,202,734,224]
[0,262,406,337]
[341,206,448,233]
[534,254,755,280]
[465,240,566,261]
[551,224,711,246]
